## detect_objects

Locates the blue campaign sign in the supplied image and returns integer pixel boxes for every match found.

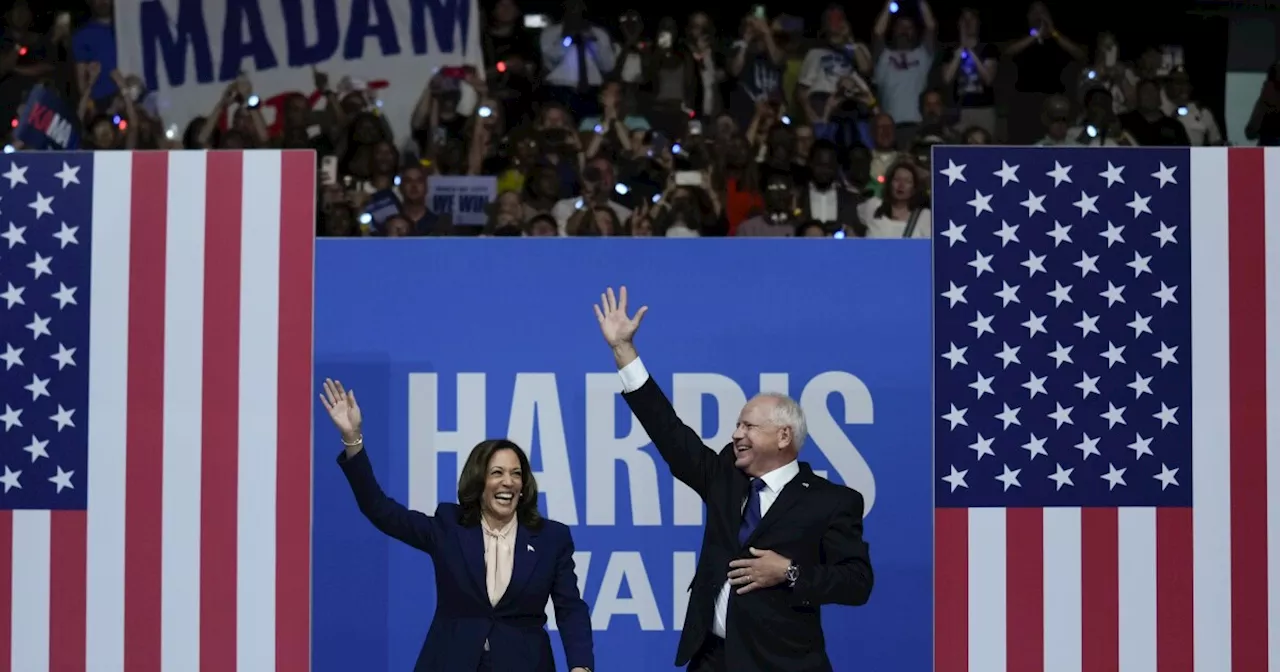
[311,240,934,671]
[14,84,79,150]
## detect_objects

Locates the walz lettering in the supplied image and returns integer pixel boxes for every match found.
[138,0,473,89]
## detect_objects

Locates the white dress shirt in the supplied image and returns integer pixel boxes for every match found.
[551,197,633,236]
[618,357,800,638]
[807,185,839,223]
[540,24,616,88]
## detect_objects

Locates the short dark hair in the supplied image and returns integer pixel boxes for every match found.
[456,439,544,530]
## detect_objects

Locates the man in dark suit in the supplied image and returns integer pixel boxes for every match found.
[798,140,863,231]
[592,287,874,672]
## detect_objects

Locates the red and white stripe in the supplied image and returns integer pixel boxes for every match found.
[0,151,315,672]
[934,147,1280,671]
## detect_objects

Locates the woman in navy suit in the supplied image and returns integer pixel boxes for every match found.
[320,378,595,672]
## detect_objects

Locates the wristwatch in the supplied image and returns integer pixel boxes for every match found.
[785,564,799,588]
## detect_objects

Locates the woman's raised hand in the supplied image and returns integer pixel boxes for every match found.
[320,378,362,442]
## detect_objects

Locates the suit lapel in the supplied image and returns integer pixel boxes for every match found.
[497,525,541,609]
[459,524,489,604]
[744,463,813,548]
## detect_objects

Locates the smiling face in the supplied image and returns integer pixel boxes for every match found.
[730,396,795,477]
[482,448,523,522]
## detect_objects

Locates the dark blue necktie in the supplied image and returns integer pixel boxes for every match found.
[738,478,767,546]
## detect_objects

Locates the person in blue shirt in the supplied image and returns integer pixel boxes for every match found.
[72,0,117,106]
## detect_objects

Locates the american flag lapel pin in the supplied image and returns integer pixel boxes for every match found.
[527,544,535,552]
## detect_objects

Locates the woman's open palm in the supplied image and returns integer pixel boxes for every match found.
[594,286,647,347]
[320,378,362,439]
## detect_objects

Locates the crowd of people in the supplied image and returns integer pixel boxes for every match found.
[5,0,1277,239]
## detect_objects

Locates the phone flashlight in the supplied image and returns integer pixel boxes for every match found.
[1086,124,1099,138]
[246,94,260,108]
[478,105,493,118]
[614,183,630,195]
[888,1,899,12]
[1177,106,1189,116]
[1087,69,1097,80]
[359,213,373,225]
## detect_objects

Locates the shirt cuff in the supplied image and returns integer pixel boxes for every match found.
[618,357,650,393]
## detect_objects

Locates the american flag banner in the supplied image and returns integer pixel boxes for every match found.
[0,151,315,672]
[933,146,1279,671]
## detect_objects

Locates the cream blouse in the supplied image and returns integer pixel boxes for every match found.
[480,516,517,606]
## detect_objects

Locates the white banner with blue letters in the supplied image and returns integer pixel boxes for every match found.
[115,0,483,142]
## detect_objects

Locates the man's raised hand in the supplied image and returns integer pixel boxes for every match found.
[594,286,647,347]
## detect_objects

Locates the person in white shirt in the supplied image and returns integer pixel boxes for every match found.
[796,7,874,129]
[539,0,615,119]
[870,0,937,147]
[550,156,632,235]
[1163,68,1222,146]
[856,160,931,239]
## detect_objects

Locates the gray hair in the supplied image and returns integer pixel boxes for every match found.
[754,392,808,451]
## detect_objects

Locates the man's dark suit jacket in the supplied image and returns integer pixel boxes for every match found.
[622,375,873,672]
[338,448,595,672]
[800,186,864,231]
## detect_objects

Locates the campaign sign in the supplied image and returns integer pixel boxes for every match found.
[428,175,497,226]
[114,0,483,141]
[311,240,934,671]
[15,84,79,150]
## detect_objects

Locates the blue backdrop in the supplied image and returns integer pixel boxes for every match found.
[311,239,934,671]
